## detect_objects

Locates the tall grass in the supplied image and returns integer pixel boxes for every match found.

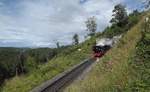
[64,14,144,92]
[123,15,150,92]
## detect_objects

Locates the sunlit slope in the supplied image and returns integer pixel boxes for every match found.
[1,37,96,92]
[64,14,146,92]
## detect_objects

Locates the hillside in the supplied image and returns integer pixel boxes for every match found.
[64,14,149,92]
[0,9,144,92]
[0,36,96,92]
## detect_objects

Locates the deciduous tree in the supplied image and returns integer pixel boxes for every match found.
[73,34,79,45]
[85,16,97,36]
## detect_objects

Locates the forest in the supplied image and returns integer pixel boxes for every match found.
[0,46,73,85]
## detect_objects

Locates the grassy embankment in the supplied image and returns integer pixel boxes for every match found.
[64,14,147,92]
[0,37,96,92]
[124,15,150,92]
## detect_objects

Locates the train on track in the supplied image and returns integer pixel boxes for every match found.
[92,35,122,58]
[92,38,114,58]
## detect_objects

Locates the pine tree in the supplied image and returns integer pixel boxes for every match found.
[56,42,60,48]
[73,34,79,45]
[110,4,128,27]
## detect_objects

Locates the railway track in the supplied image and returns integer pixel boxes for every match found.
[30,58,95,92]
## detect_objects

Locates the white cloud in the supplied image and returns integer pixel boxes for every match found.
[0,0,138,47]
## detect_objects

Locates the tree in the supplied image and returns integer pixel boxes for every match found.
[56,42,60,48]
[144,0,150,9]
[72,34,79,45]
[16,51,26,76]
[0,65,7,85]
[110,4,128,27]
[85,16,97,36]
[127,10,141,28]
[132,9,140,16]
[143,16,150,38]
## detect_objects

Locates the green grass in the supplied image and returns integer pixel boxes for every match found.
[0,37,97,92]
[123,15,150,92]
[64,14,145,92]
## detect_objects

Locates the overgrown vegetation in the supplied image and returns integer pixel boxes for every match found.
[124,15,150,92]
[64,11,145,92]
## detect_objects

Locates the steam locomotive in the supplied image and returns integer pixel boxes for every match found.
[92,38,113,58]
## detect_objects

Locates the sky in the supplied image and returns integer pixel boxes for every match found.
[0,0,144,48]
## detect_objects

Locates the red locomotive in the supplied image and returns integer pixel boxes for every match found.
[92,38,113,58]
[92,45,111,58]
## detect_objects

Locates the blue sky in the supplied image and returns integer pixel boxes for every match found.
[0,0,144,47]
